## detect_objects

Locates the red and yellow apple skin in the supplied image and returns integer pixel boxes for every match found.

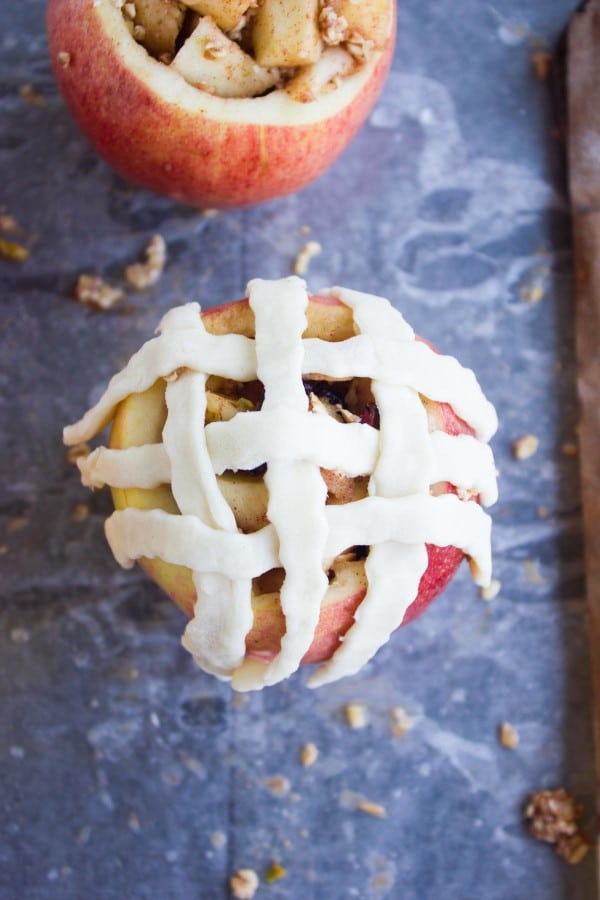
[46,0,396,209]
[108,294,477,666]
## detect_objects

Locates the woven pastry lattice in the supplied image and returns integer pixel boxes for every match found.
[65,277,497,690]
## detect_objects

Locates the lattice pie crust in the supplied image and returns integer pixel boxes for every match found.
[64,277,498,690]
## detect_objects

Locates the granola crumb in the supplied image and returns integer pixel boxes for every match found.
[0,215,18,232]
[531,51,552,81]
[75,274,124,311]
[299,225,311,235]
[480,578,501,602]
[7,516,27,533]
[0,545,8,556]
[524,788,589,863]
[345,702,368,729]
[125,234,167,290]
[498,721,519,749]
[0,239,30,262]
[210,831,226,848]
[524,558,547,586]
[265,863,287,883]
[264,775,291,797]
[230,868,259,899]
[128,811,141,832]
[512,434,539,460]
[520,281,545,304]
[390,705,416,737]
[560,441,578,458]
[292,240,322,275]
[537,505,550,518]
[10,627,30,645]
[71,503,90,523]
[19,84,46,106]
[299,742,319,767]
[356,799,387,818]
[556,832,590,865]
[66,442,91,464]
[57,51,71,68]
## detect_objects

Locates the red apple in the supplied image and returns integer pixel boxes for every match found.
[107,294,480,666]
[46,0,396,208]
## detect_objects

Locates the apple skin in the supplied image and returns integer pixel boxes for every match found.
[46,0,396,209]
[109,294,476,667]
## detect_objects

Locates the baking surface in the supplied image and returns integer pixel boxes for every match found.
[0,2,597,898]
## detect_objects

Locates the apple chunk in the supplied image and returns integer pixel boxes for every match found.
[253,0,322,68]
[328,0,392,48]
[172,16,278,97]
[182,0,254,33]
[285,47,355,103]
[133,0,186,59]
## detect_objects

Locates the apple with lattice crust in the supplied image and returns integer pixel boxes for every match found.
[46,0,395,208]
[64,279,497,690]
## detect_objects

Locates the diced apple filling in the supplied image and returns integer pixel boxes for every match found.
[121,0,391,101]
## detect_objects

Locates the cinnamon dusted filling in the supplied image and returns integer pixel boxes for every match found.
[117,0,392,102]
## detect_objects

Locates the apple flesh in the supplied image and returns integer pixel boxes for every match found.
[46,0,395,208]
[109,294,476,666]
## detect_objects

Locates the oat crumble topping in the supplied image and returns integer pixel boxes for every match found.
[524,789,589,864]
[319,5,349,45]
[75,274,124,311]
[512,434,539,460]
[125,234,167,290]
[230,868,259,899]
[292,240,322,275]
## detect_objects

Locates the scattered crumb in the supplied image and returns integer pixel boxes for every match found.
[0,215,18,232]
[345,702,369,729]
[66,442,91,464]
[75,274,124,311]
[19,84,46,106]
[0,545,8,556]
[298,225,311,235]
[230,868,259,899]
[531,51,552,81]
[264,775,291,797]
[10,627,30,645]
[480,579,501,602]
[390,705,416,737]
[128,811,141,833]
[57,50,71,68]
[498,721,519,749]
[125,234,167,290]
[524,558,547,586]
[537,506,550,518]
[561,441,578,458]
[75,825,92,845]
[520,281,545,303]
[512,434,539,460]
[356,799,387,818]
[265,863,287,883]
[524,789,589,864]
[299,829,309,839]
[233,693,247,709]
[201,208,219,218]
[7,516,27,533]
[71,503,90,522]
[0,239,29,262]
[299,742,319,767]
[210,831,226,848]
[292,240,322,275]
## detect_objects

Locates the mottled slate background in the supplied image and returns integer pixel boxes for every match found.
[1,1,597,898]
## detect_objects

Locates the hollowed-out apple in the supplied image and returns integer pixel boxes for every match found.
[107,294,480,666]
[46,0,396,208]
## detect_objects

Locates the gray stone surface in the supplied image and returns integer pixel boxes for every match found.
[0,1,597,898]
